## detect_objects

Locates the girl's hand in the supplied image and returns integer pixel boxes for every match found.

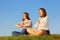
[35,20,40,27]
[16,24,21,28]
[16,22,24,28]
[20,22,24,26]
[37,20,40,24]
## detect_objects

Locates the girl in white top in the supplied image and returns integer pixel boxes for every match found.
[26,8,50,36]
[16,12,32,31]
[34,16,49,30]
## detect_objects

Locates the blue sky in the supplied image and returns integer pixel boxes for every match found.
[0,0,60,36]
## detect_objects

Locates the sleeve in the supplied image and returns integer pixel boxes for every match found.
[27,20,32,28]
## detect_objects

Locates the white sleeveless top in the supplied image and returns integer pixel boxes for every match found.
[34,16,49,30]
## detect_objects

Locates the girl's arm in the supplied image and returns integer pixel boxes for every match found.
[34,20,40,27]
[16,24,21,28]
[16,22,24,28]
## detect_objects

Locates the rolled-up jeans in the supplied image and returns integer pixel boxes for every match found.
[12,28,28,36]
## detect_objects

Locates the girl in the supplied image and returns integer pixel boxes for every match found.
[12,12,32,36]
[16,12,32,28]
[26,8,50,36]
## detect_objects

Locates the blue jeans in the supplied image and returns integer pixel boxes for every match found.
[12,29,28,36]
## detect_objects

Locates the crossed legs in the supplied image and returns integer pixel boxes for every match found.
[26,28,47,36]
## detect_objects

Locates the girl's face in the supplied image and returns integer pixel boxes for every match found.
[22,14,27,19]
[39,10,44,17]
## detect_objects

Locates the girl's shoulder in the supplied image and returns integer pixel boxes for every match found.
[45,16,48,18]
[45,16,48,20]
[27,20,32,22]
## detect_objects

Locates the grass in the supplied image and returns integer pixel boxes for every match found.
[0,34,60,40]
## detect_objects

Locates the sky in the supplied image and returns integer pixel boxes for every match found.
[0,0,60,36]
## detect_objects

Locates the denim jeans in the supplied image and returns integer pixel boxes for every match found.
[12,29,28,36]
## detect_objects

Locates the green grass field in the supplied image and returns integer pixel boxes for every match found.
[0,34,60,40]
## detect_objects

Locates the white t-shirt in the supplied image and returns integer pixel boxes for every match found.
[23,20,32,28]
[34,16,49,30]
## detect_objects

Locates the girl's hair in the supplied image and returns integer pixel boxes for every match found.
[39,8,47,17]
[22,12,30,21]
